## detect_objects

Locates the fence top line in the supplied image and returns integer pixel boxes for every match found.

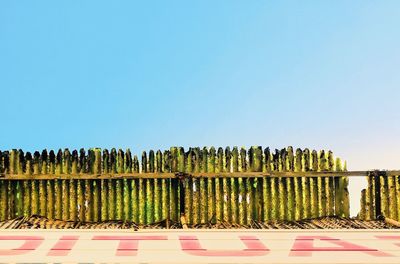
[0,170,399,180]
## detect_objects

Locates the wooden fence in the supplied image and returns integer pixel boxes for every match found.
[0,146,350,224]
[359,171,400,221]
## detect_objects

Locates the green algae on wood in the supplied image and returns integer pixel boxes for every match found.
[326,151,335,216]
[396,175,400,221]
[238,147,246,224]
[176,147,185,221]
[15,180,23,217]
[388,175,397,220]
[251,146,262,221]
[215,147,224,222]
[270,150,279,220]
[92,149,101,222]
[71,150,78,175]
[139,151,147,224]
[368,174,376,220]
[242,147,251,221]
[0,151,4,176]
[262,147,271,222]
[8,149,16,175]
[69,179,77,221]
[62,179,70,220]
[200,147,208,224]
[359,189,366,219]
[41,150,48,175]
[39,180,46,217]
[184,149,193,224]
[0,180,7,220]
[93,180,101,222]
[366,174,375,219]
[277,149,286,220]
[207,147,216,224]
[302,148,311,219]
[107,179,116,221]
[18,150,25,175]
[116,179,123,220]
[132,154,140,222]
[310,150,319,218]
[47,179,54,219]
[131,178,138,223]
[193,147,201,224]
[169,147,179,222]
[77,179,85,221]
[116,150,124,220]
[63,149,71,175]
[49,150,56,174]
[101,149,109,221]
[54,179,62,220]
[122,179,132,221]
[109,150,117,221]
[55,149,63,175]
[380,174,389,217]
[85,179,93,221]
[154,150,162,222]
[54,151,63,220]
[342,162,350,218]
[317,151,327,217]
[33,151,40,175]
[161,150,170,222]
[286,147,295,221]
[223,147,231,222]
[146,150,155,224]
[230,147,239,224]
[334,158,345,217]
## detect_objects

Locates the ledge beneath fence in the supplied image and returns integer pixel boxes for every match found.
[0,215,398,230]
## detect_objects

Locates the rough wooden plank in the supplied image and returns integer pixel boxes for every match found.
[310,150,319,218]
[207,147,216,224]
[388,175,398,220]
[200,147,208,224]
[230,147,239,224]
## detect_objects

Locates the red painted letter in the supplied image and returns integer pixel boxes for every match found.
[47,236,79,256]
[92,235,167,256]
[179,235,269,256]
[290,236,391,257]
[376,236,400,247]
[0,236,43,255]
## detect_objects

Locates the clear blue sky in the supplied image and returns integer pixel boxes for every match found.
[1,1,399,172]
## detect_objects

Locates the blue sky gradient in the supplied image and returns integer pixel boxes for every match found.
[1,1,399,176]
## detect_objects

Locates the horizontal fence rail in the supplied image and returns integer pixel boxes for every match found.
[0,146,352,224]
[0,171,384,179]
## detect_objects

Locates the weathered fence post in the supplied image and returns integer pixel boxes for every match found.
[200,147,208,224]
[310,150,318,218]
[294,148,302,220]
[262,147,271,222]
[231,147,239,224]
[162,150,170,223]
[302,149,311,219]
[373,170,382,219]
[193,147,201,225]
